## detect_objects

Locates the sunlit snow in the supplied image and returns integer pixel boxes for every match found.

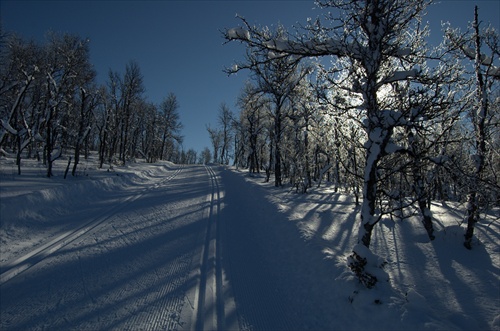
[0,155,498,330]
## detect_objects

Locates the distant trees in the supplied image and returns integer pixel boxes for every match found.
[0,32,184,176]
[158,93,183,161]
[224,0,499,288]
[206,102,235,165]
[444,6,500,249]
[199,146,212,164]
[0,32,96,177]
[218,102,233,165]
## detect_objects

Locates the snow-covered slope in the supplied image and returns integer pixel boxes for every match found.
[1,157,178,266]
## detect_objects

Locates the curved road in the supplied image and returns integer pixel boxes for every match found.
[0,165,338,330]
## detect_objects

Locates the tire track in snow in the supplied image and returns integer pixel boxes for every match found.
[0,165,184,286]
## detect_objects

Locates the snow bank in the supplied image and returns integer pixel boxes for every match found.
[0,156,177,265]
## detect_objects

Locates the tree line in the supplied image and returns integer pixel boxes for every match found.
[0,30,184,177]
[220,0,499,287]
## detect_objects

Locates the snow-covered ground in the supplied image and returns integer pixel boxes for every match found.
[0,156,499,330]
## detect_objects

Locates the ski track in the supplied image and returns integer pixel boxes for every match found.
[1,164,352,331]
[2,162,499,330]
[0,165,216,330]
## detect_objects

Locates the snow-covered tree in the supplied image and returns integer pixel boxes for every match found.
[225,0,434,287]
[444,6,500,249]
[206,124,223,163]
[158,93,183,161]
[226,24,311,186]
[41,33,95,177]
[235,82,270,173]
[218,102,234,165]
[1,30,184,175]
[0,35,40,174]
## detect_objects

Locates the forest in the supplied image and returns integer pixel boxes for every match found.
[215,0,499,285]
[1,0,499,287]
[0,31,186,178]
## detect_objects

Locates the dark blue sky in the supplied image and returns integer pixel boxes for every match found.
[2,0,499,154]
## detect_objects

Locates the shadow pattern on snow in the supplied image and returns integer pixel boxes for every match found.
[0,166,211,330]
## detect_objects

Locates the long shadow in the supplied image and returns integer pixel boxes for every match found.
[381,211,500,330]
[0,166,212,330]
[266,184,360,268]
[218,168,347,330]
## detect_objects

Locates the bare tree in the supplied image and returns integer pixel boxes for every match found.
[42,33,95,177]
[71,85,98,176]
[218,102,233,165]
[0,35,39,174]
[225,0,433,287]
[206,124,223,163]
[158,93,183,161]
[445,6,500,249]
[199,146,212,164]
[119,60,144,164]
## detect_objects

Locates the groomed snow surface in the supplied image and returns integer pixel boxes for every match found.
[0,156,499,330]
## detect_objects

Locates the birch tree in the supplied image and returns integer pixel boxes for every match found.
[225,0,433,287]
[218,102,234,165]
[43,33,95,177]
[119,60,144,164]
[226,24,310,186]
[445,7,500,249]
[158,93,183,161]
[0,35,40,174]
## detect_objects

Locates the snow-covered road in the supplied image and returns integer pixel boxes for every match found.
[0,164,337,330]
[3,162,497,330]
[1,165,227,330]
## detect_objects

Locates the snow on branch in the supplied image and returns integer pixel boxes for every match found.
[381,68,420,85]
[460,46,500,79]
[487,65,500,79]
[50,148,62,161]
[226,27,251,41]
[226,22,351,59]
[462,47,493,65]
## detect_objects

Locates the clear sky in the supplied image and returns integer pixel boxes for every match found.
[1,0,499,155]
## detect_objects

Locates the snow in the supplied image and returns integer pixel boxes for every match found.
[263,38,291,52]
[1,155,499,330]
[50,148,62,160]
[383,68,420,84]
[267,50,286,59]
[381,109,407,127]
[488,65,500,77]
[463,47,493,66]
[368,127,385,143]
[226,27,250,41]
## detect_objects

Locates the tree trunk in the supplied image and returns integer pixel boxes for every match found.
[359,159,378,247]
[16,136,22,175]
[464,6,488,249]
[274,112,282,187]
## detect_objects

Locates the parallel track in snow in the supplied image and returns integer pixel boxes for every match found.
[194,165,225,330]
[0,165,184,286]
